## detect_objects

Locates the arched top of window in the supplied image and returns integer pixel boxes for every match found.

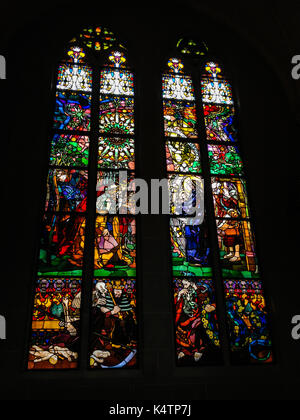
[69,25,126,52]
[176,37,208,57]
[57,25,131,70]
[56,25,132,95]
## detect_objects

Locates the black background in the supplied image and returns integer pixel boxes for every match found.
[0,0,299,400]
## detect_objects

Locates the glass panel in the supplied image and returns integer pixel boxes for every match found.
[100,69,134,96]
[46,169,88,212]
[57,64,92,92]
[167,57,185,74]
[38,213,86,276]
[170,217,212,277]
[54,91,91,131]
[201,78,233,105]
[166,141,201,173]
[94,216,136,277]
[89,278,137,369]
[28,277,81,370]
[211,177,250,219]
[96,171,135,215]
[163,99,198,138]
[201,62,233,105]
[173,277,221,365]
[49,134,89,167]
[204,104,236,143]
[168,174,204,217]
[162,74,195,100]
[99,95,135,135]
[66,45,87,64]
[217,219,259,278]
[98,137,135,170]
[224,279,273,364]
[208,144,243,176]
[107,51,128,68]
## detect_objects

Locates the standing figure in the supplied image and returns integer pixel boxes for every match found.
[217,211,242,263]
[174,278,218,362]
[90,279,137,368]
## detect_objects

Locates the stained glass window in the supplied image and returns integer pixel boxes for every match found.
[163,49,273,366]
[28,28,273,371]
[28,27,138,370]
[162,58,221,365]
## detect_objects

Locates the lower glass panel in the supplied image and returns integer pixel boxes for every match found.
[224,279,273,364]
[170,217,212,277]
[216,218,259,278]
[28,277,81,370]
[173,277,221,365]
[94,216,136,277]
[89,278,137,369]
[38,213,86,276]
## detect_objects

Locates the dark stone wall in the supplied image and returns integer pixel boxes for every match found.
[0,0,299,400]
